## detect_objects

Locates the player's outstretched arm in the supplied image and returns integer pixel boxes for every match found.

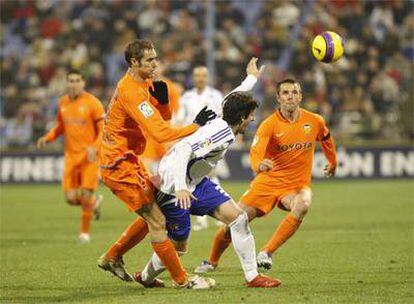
[223,57,265,102]
[123,94,198,143]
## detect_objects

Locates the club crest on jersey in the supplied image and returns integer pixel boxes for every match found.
[138,101,154,118]
[199,138,212,149]
[303,124,312,134]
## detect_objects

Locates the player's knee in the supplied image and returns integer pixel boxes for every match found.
[66,198,78,206]
[65,192,79,206]
[173,241,188,255]
[80,189,93,201]
[294,197,311,216]
[229,211,250,233]
[221,207,244,225]
[141,204,166,232]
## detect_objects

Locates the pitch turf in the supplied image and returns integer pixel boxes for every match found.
[1,180,413,303]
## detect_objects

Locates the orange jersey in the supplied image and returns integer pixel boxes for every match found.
[99,73,197,170]
[250,108,337,189]
[44,91,104,163]
[142,79,182,161]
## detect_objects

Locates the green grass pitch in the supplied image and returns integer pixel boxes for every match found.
[1,180,413,303]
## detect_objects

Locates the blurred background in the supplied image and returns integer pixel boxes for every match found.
[0,0,413,183]
[1,0,413,151]
[1,3,413,302]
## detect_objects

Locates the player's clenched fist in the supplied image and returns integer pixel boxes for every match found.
[258,159,274,172]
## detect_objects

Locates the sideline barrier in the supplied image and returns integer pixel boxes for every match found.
[1,147,413,183]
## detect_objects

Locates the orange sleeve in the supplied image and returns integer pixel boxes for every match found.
[122,89,198,143]
[317,117,337,167]
[43,103,64,142]
[90,98,105,148]
[250,120,273,173]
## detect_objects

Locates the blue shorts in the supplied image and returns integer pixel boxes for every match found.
[156,178,231,241]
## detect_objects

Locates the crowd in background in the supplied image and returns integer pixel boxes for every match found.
[1,0,412,150]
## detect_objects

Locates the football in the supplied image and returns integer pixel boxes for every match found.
[311,31,344,63]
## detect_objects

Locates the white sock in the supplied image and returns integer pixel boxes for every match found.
[229,212,259,282]
[141,250,187,282]
[141,252,165,282]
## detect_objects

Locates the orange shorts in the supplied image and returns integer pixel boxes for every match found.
[62,159,99,191]
[100,156,155,212]
[240,176,310,216]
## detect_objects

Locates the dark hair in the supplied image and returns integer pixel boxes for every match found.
[276,78,300,94]
[124,39,154,67]
[67,69,84,79]
[222,92,258,126]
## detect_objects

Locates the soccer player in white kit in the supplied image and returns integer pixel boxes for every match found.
[134,58,281,288]
[174,66,224,231]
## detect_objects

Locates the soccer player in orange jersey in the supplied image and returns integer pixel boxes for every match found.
[195,78,337,273]
[37,69,105,244]
[97,39,216,289]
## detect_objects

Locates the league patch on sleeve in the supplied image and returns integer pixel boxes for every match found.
[138,101,154,118]
[251,135,259,147]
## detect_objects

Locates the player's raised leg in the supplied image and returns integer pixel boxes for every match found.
[195,202,259,273]
[258,189,310,267]
[212,200,281,287]
[98,216,148,281]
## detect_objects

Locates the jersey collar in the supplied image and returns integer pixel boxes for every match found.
[276,108,301,123]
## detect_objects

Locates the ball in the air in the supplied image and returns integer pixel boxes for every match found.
[312,31,344,63]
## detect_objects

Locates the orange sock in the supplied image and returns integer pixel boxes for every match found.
[80,196,95,234]
[208,227,232,266]
[81,210,93,233]
[261,213,302,254]
[105,217,148,260]
[152,239,187,285]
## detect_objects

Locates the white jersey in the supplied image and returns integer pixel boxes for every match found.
[159,118,234,194]
[159,74,258,194]
[174,86,223,125]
